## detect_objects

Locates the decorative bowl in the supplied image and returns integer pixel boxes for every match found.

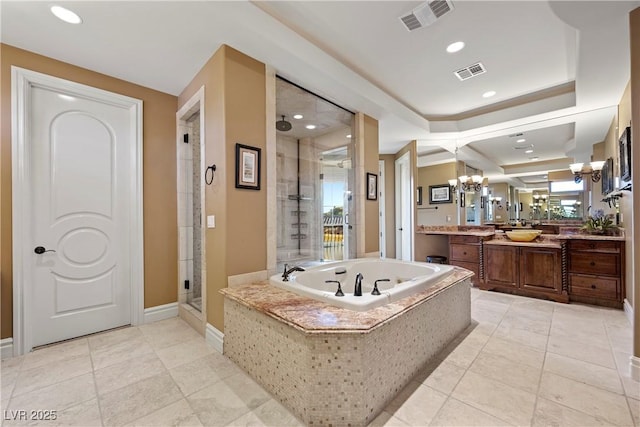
[505,230,542,242]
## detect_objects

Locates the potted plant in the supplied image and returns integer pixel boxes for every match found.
[581,209,619,235]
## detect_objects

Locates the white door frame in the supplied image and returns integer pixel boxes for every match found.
[378,160,386,258]
[11,67,144,355]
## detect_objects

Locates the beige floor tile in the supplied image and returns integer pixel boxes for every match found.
[94,351,166,395]
[622,376,640,401]
[606,324,633,353]
[99,372,183,426]
[7,373,96,415]
[140,317,202,350]
[12,354,92,396]
[547,334,616,369]
[628,397,639,427]
[494,322,548,351]
[509,297,556,314]
[417,360,466,395]
[220,371,272,410]
[241,399,304,427]
[550,316,610,348]
[469,351,541,394]
[471,305,506,326]
[169,353,242,396]
[429,397,512,426]
[21,338,89,371]
[156,337,215,370]
[544,352,624,394]
[1,356,23,370]
[87,326,143,352]
[440,331,489,369]
[532,397,615,426]
[385,382,448,426]
[186,379,253,426]
[90,335,154,371]
[539,372,633,426]
[3,398,102,427]
[614,351,634,376]
[481,336,545,369]
[126,398,203,427]
[475,292,516,305]
[499,312,551,336]
[451,370,536,426]
[368,410,412,427]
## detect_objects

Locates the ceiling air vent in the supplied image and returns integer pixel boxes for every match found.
[399,0,454,31]
[454,62,486,81]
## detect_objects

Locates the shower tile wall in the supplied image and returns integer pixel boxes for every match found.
[189,113,202,304]
[276,135,319,266]
[178,120,193,306]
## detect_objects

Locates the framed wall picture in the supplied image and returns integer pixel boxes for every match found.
[601,157,614,195]
[367,172,378,200]
[619,126,631,182]
[428,184,452,204]
[235,143,261,190]
[417,186,423,205]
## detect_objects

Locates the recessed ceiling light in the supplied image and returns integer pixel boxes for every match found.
[446,41,465,53]
[530,157,539,161]
[516,138,526,143]
[482,90,496,98]
[305,125,316,130]
[51,5,82,24]
[346,134,352,138]
[293,114,303,119]
[525,149,533,154]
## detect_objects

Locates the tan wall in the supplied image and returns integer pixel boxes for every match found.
[178,45,266,332]
[379,155,396,258]
[416,163,457,226]
[0,44,178,339]
[363,115,379,254]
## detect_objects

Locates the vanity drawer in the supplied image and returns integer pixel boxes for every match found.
[450,260,479,282]
[568,240,620,253]
[450,235,481,244]
[570,274,618,300]
[569,253,619,276]
[450,244,480,262]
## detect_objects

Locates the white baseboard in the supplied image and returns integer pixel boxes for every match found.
[144,302,179,324]
[1,338,14,359]
[206,323,224,354]
[623,299,633,325]
[631,356,640,381]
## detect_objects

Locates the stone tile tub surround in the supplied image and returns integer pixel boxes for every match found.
[222,269,472,426]
[270,258,455,312]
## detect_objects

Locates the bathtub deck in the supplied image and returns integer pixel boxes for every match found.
[221,269,473,426]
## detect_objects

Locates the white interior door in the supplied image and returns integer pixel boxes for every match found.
[378,160,385,258]
[395,153,413,261]
[13,68,143,351]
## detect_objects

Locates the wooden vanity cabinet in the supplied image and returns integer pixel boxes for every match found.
[567,240,624,308]
[449,235,486,285]
[482,243,566,302]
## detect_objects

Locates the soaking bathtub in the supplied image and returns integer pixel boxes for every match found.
[269,258,454,311]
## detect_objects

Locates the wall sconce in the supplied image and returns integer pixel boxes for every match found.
[532,194,548,204]
[448,178,458,191]
[458,175,483,192]
[489,196,502,205]
[569,161,605,183]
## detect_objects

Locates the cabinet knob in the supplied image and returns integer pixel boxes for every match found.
[463,252,467,255]
[590,261,595,266]
[591,284,596,289]
[589,244,595,249]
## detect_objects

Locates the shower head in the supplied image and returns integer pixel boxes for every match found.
[276,115,292,132]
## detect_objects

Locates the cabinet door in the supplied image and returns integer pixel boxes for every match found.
[520,247,561,294]
[484,245,518,288]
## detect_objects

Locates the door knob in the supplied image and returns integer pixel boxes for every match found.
[34,246,56,254]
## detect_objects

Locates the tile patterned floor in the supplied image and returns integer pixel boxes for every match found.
[1,287,639,426]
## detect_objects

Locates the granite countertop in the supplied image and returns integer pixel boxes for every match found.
[220,268,473,334]
[484,237,562,248]
[555,233,626,241]
[416,225,495,237]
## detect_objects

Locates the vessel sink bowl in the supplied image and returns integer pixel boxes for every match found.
[505,230,542,242]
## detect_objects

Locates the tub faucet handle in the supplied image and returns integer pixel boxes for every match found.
[372,279,390,296]
[325,280,344,297]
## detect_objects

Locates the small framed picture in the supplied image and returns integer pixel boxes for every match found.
[235,143,261,190]
[417,186,423,205]
[619,126,631,181]
[367,172,377,200]
[428,184,452,204]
